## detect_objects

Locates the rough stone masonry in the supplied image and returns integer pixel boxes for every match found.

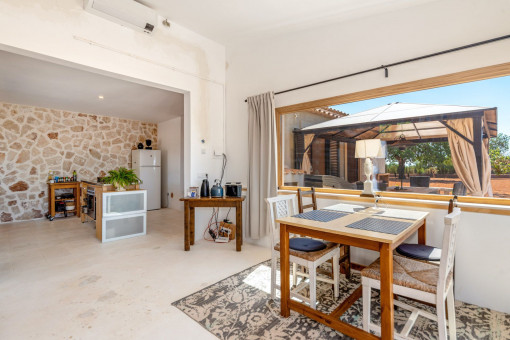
[0,102,157,223]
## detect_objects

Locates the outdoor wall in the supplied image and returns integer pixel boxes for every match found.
[0,101,157,223]
[0,0,226,238]
[225,0,510,313]
[282,111,331,170]
[159,116,184,210]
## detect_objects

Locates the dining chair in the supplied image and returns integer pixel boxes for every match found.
[297,188,351,279]
[361,208,461,339]
[265,194,340,309]
[395,198,455,262]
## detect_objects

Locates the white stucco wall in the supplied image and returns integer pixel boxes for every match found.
[225,0,510,313]
[159,116,184,210]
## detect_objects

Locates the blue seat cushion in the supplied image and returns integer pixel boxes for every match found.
[396,243,441,261]
[289,238,327,252]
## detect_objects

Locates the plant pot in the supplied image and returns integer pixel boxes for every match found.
[113,182,126,191]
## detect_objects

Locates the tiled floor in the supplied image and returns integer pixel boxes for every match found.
[0,209,270,339]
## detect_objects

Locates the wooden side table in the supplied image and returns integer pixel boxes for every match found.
[48,182,81,220]
[179,196,246,251]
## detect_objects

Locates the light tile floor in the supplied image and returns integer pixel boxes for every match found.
[0,208,270,339]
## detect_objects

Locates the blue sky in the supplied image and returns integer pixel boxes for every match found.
[330,75,510,135]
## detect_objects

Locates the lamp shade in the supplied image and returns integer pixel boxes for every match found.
[355,139,386,159]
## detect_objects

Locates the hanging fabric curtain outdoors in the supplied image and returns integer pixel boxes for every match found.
[301,134,314,174]
[247,92,277,239]
[446,118,492,197]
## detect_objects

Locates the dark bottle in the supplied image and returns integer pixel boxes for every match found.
[200,174,210,198]
[73,170,77,181]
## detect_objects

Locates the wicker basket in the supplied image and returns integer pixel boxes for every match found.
[220,221,236,240]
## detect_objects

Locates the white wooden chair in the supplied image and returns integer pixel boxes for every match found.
[265,195,340,309]
[361,208,461,339]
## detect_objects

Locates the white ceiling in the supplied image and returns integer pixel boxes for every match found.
[142,0,436,44]
[0,50,184,123]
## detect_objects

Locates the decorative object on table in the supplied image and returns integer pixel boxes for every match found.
[137,142,144,149]
[145,139,152,150]
[189,186,199,198]
[210,153,227,198]
[102,167,140,191]
[210,179,223,198]
[225,182,242,197]
[200,174,210,198]
[355,139,386,197]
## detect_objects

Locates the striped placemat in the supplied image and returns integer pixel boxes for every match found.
[293,210,349,222]
[345,217,413,235]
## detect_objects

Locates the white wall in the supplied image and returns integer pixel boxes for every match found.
[225,0,510,313]
[0,0,226,238]
[159,116,184,210]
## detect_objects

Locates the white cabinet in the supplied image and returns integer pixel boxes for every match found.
[102,190,147,242]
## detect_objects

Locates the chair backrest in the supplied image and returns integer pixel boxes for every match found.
[265,195,298,248]
[297,187,317,213]
[438,207,461,294]
[452,182,467,196]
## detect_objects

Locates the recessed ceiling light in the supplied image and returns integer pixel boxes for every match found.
[98,95,104,99]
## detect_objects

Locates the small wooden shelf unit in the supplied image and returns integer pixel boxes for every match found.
[48,182,81,220]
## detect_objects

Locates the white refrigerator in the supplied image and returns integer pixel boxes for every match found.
[132,150,161,210]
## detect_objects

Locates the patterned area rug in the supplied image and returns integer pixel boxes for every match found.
[172,260,510,339]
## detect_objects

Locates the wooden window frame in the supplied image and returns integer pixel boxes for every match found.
[276,62,510,214]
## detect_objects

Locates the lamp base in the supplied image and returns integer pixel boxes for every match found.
[361,180,375,197]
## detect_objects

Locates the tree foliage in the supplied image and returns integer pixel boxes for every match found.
[489,133,510,174]
[386,141,453,174]
[385,133,510,175]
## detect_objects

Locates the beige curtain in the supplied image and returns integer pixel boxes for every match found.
[247,92,277,239]
[301,134,314,174]
[446,118,492,197]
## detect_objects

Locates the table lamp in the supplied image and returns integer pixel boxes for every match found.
[355,139,386,197]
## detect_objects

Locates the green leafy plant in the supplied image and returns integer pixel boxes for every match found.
[102,167,140,191]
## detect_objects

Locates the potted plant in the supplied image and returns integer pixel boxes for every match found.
[102,167,140,191]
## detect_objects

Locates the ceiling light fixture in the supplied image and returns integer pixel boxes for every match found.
[98,95,104,99]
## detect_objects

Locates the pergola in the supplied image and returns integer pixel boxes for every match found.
[295,102,498,188]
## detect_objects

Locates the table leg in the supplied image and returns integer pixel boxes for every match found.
[190,207,195,246]
[50,187,55,217]
[280,223,290,317]
[236,202,243,251]
[75,186,81,218]
[380,243,394,339]
[418,219,426,244]
[184,201,190,251]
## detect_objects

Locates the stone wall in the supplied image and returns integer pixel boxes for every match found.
[0,102,157,223]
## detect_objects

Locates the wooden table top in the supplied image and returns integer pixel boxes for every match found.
[276,204,428,245]
[180,196,246,202]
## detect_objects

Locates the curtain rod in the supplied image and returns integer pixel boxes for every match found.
[244,33,510,103]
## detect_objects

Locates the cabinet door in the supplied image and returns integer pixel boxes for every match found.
[104,192,146,215]
[103,214,146,241]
